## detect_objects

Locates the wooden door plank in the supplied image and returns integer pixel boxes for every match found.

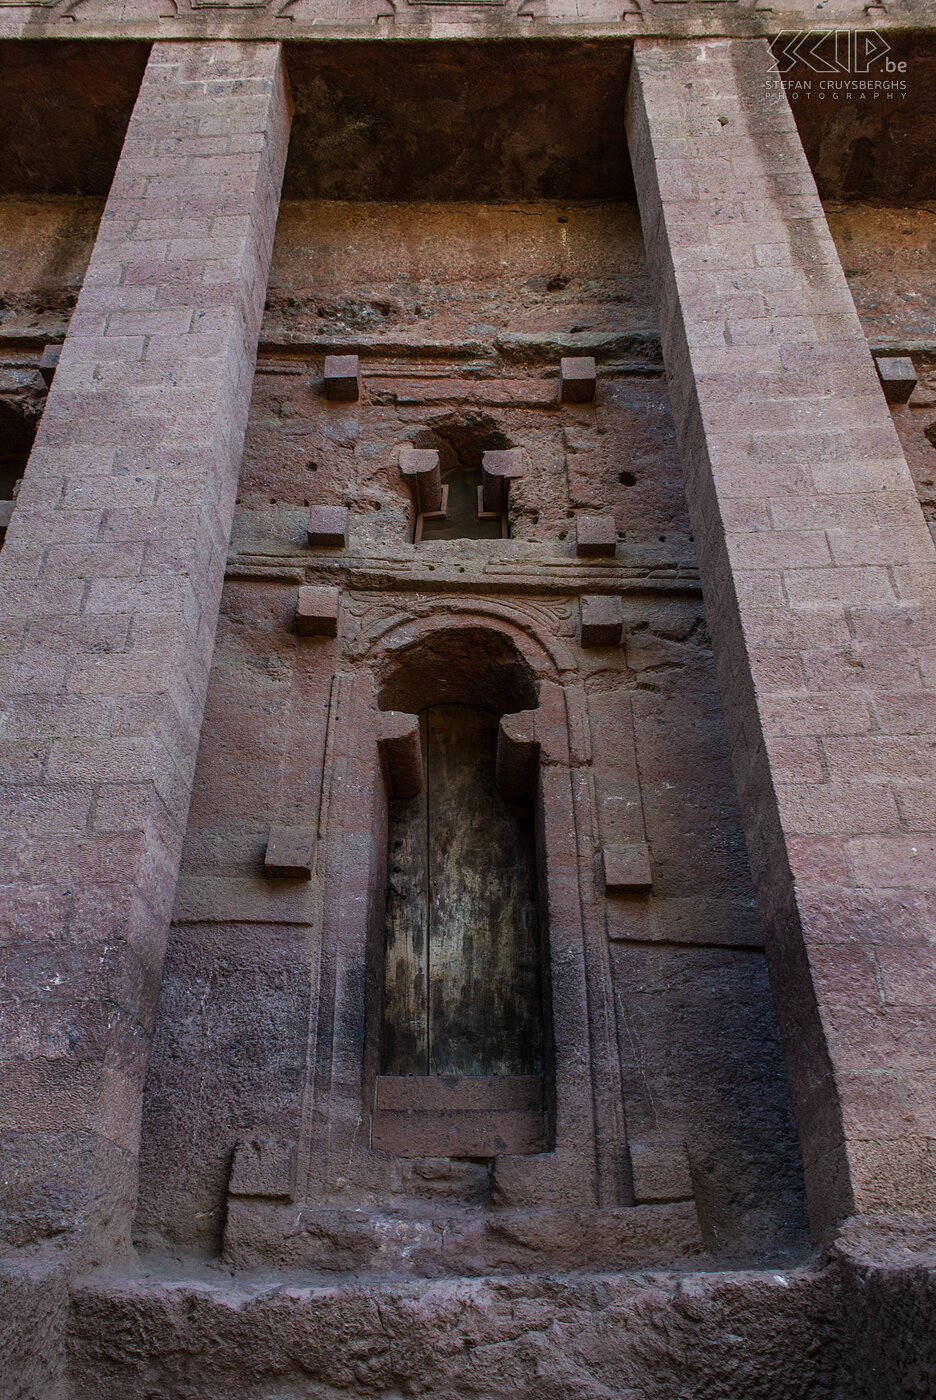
[382,715,429,1075]
[426,704,542,1076]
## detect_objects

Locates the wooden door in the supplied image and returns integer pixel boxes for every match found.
[382,704,542,1078]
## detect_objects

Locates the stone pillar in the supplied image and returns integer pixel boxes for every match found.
[626,39,936,1232]
[0,41,290,1262]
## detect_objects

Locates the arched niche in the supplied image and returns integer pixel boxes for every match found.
[378,626,538,714]
[373,626,551,1160]
[410,413,514,542]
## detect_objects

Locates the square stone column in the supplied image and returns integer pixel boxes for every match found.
[0,41,290,1261]
[627,39,936,1233]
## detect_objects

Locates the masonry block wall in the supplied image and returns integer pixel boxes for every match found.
[627,37,936,1231]
[0,19,933,1400]
[0,40,291,1261]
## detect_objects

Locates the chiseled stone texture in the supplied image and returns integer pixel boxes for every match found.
[0,40,291,1259]
[627,38,936,1231]
[67,1259,844,1400]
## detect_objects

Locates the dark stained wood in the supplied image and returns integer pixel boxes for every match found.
[382,704,543,1085]
[382,717,429,1076]
[426,705,542,1077]
[373,1074,544,1158]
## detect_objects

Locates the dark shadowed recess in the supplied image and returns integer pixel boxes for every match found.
[284,40,634,202]
[0,41,150,197]
[777,31,936,202]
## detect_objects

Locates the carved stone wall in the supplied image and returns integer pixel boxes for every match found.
[0,22,934,1400]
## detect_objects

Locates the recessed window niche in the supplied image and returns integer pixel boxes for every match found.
[411,415,513,542]
[374,628,548,1159]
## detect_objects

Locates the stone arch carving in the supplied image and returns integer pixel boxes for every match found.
[374,624,548,1156]
[222,598,640,1271]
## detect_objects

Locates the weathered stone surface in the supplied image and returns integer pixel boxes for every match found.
[306,504,348,548]
[0,39,291,1260]
[875,356,918,405]
[295,584,340,636]
[580,593,623,647]
[627,38,936,1231]
[2,22,935,1399]
[67,1261,847,1400]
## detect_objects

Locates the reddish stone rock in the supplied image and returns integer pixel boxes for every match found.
[875,356,918,404]
[580,593,623,647]
[575,513,617,556]
[295,585,340,637]
[306,504,348,548]
[323,353,361,401]
[560,355,597,403]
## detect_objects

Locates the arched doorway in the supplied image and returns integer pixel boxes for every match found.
[374,627,548,1158]
[383,702,542,1079]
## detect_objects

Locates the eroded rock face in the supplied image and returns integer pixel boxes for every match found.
[62,1220,936,1399]
[128,194,808,1279]
[0,33,934,1400]
[69,1262,844,1400]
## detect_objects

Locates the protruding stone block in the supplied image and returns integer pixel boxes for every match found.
[580,594,623,647]
[0,500,14,529]
[378,711,424,798]
[629,1140,693,1204]
[399,446,442,514]
[576,514,617,557]
[295,585,340,637]
[228,1137,297,1200]
[481,448,524,514]
[38,344,61,387]
[601,842,653,892]
[874,356,917,404]
[264,825,315,879]
[307,504,349,549]
[560,356,597,403]
[323,354,360,402]
[496,710,540,799]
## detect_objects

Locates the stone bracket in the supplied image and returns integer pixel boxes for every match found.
[323,354,360,402]
[874,355,917,404]
[496,709,541,799]
[628,1138,694,1206]
[228,1136,297,1201]
[264,824,315,879]
[400,446,443,515]
[38,344,61,387]
[576,514,617,557]
[601,842,653,893]
[378,710,424,798]
[295,585,340,637]
[307,505,349,549]
[580,594,623,647]
[481,448,524,514]
[560,355,597,403]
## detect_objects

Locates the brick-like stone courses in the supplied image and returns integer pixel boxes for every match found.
[0,41,290,1258]
[627,38,936,1231]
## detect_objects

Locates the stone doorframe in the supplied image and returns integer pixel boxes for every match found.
[220,598,703,1270]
